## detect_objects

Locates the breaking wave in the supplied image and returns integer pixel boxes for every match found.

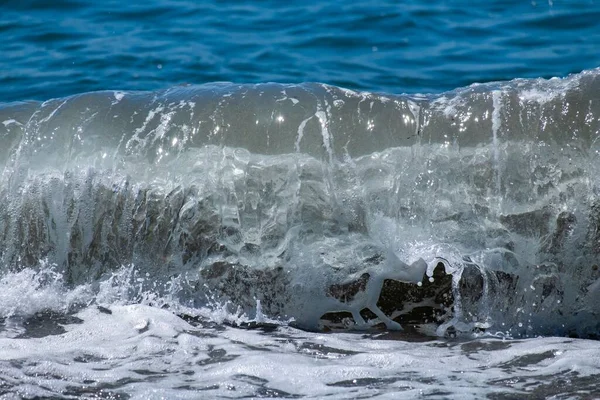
[1,69,600,338]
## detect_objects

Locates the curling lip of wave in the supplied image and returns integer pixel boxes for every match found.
[0,67,598,169]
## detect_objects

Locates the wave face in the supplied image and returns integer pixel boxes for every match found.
[1,69,600,338]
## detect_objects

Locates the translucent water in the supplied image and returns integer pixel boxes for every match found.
[1,70,600,397]
[1,1,600,398]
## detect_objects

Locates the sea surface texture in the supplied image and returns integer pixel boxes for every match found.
[1,1,600,399]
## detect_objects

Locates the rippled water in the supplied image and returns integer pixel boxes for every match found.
[1,1,600,102]
[1,1,600,399]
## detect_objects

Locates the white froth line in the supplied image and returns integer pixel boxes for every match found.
[114,91,125,102]
[276,96,300,105]
[134,106,164,136]
[431,96,464,118]
[518,88,563,104]
[38,99,69,125]
[2,119,21,127]
[152,111,176,143]
[295,116,312,152]
[315,110,333,162]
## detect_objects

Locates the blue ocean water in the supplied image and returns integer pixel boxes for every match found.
[2,1,600,399]
[1,0,599,102]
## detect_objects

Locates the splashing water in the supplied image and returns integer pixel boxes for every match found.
[1,70,600,398]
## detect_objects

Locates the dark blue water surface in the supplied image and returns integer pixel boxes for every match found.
[1,0,599,102]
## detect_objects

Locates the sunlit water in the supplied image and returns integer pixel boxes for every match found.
[1,1,600,399]
[2,0,600,102]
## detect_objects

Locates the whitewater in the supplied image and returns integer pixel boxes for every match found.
[1,69,600,398]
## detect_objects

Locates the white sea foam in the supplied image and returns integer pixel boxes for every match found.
[1,74,600,398]
[0,263,92,321]
[0,301,599,398]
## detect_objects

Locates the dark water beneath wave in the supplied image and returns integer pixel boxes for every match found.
[1,0,600,102]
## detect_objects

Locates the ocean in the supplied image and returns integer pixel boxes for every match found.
[1,1,600,399]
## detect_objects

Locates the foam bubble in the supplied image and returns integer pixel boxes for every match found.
[1,304,599,398]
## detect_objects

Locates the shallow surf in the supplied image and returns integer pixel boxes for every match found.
[1,70,600,397]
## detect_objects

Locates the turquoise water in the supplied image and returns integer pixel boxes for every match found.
[1,1,599,102]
